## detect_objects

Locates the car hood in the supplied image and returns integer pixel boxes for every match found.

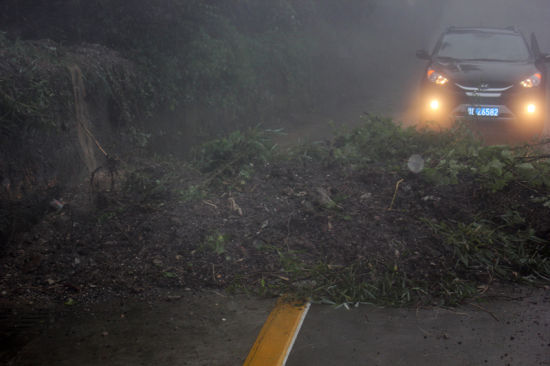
[433,59,538,88]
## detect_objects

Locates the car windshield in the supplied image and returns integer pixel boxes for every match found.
[436,31,530,62]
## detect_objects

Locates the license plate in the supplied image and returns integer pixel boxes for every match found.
[467,106,499,117]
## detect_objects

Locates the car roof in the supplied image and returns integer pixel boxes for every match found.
[445,26,522,35]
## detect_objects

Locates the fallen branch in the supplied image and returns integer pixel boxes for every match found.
[387,178,404,211]
[468,302,499,322]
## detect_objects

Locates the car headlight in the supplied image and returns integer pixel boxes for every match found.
[520,73,541,88]
[427,68,449,85]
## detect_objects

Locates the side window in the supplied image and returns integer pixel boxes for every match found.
[530,33,541,57]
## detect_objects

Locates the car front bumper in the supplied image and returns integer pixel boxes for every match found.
[418,83,546,135]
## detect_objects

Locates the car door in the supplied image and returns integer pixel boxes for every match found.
[531,33,548,85]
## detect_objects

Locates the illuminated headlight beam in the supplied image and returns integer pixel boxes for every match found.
[429,99,440,110]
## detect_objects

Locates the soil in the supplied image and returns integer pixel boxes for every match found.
[0,152,535,304]
[2,132,549,304]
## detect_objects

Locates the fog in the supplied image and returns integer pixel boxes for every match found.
[437,0,550,46]
[354,0,550,125]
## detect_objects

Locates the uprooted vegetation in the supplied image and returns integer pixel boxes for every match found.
[1,117,550,307]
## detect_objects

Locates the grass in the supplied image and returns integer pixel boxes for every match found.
[239,212,548,306]
[425,217,550,284]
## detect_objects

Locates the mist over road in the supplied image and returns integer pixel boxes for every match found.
[370,0,550,133]
[273,0,550,142]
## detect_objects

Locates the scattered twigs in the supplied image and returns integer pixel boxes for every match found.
[284,211,295,248]
[202,154,244,186]
[79,119,108,157]
[202,200,218,209]
[387,178,404,211]
[468,302,499,322]
[510,138,550,150]
[515,153,550,163]
[90,155,121,192]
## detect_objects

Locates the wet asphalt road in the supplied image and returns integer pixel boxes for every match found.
[288,288,550,366]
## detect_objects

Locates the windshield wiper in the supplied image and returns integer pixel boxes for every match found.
[465,58,518,62]
[434,56,460,62]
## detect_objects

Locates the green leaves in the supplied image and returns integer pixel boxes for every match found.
[192,127,280,183]
[205,233,227,255]
[481,158,505,176]
[413,130,550,191]
[318,117,550,193]
[330,115,421,167]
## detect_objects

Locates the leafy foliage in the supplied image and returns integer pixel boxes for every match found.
[0,36,144,135]
[0,37,71,133]
[331,117,550,191]
[204,232,227,255]
[330,115,430,166]
[192,127,280,181]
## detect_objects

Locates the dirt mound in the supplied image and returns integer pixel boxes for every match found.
[1,136,549,309]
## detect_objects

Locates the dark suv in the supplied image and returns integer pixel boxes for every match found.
[416,26,550,138]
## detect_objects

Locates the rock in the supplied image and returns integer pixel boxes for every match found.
[311,187,340,209]
[282,187,294,196]
[170,217,182,225]
[407,154,425,173]
[49,199,64,211]
[301,200,315,214]
[23,254,43,273]
[165,295,182,301]
[360,192,372,201]
[293,279,317,289]
[422,195,440,202]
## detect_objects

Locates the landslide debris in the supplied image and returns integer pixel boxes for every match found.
[1,118,550,309]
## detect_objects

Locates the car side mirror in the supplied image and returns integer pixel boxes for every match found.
[416,50,431,60]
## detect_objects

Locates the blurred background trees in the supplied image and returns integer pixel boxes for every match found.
[0,0,377,145]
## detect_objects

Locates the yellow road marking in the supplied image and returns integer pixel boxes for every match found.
[243,298,310,366]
